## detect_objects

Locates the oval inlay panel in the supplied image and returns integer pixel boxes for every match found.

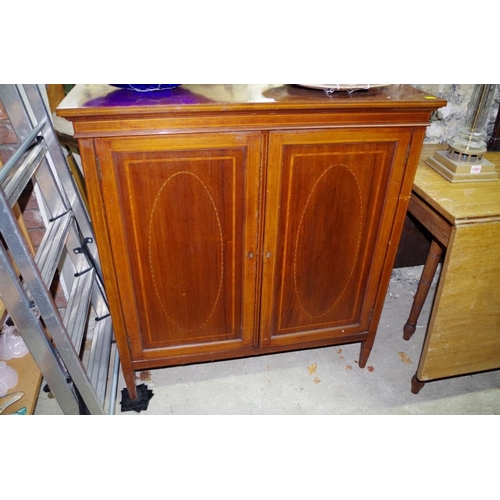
[148,171,223,331]
[294,164,362,317]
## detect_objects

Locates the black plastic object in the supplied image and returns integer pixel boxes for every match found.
[120,383,154,413]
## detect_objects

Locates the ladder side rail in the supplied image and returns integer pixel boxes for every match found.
[26,147,69,221]
[0,86,62,216]
[0,118,46,184]
[1,84,116,414]
[52,217,86,301]
[62,223,109,317]
[87,315,113,405]
[90,273,112,321]
[108,345,120,415]
[18,86,112,366]
[2,84,105,301]
[0,86,34,144]
[85,283,114,402]
[19,85,71,207]
[64,268,94,350]
[0,116,80,309]
[0,188,105,414]
[0,238,81,415]
[35,212,73,285]
[22,85,101,270]
[6,130,83,297]
[35,152,106,291]
[3,85,74,226]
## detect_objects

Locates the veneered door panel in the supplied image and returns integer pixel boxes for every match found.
[261,128,412,347]
[95,133,262,361]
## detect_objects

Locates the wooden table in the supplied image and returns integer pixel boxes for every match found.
[404,144,500,393]
[0,354,42,415]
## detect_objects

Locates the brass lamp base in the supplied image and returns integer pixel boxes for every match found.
[426,149,499,183]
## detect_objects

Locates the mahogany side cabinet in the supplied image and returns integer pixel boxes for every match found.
[58,84,445,399]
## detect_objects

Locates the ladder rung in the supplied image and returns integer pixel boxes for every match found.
[86,315,113,404]
[0,116,46,184]
[2,143,47,206]
[63,268,94,353]
[2,142,48,207]
[34,211,73,287]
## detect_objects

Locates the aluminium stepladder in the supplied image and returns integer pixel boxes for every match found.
[0,84,120,414]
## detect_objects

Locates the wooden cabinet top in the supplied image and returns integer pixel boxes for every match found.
[57,84,446,137]
[414,145,500,223]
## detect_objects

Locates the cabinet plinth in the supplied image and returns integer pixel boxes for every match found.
[58,84,445,399]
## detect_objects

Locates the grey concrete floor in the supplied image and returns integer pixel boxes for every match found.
[34,266,500,415]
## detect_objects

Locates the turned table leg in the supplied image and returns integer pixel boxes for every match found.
[411,374,426,394]
[403,239,443,340]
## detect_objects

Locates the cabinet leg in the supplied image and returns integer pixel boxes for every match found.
[403,239,443,341]
[411,374,426,394]
[359,337,375,368]
[123,369,137,400]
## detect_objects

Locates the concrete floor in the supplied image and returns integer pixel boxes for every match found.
[34,266,500,415]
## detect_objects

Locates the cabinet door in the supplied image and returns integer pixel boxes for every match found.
[260,128,413,348]
[94,133,262,363]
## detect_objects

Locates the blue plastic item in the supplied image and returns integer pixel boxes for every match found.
[110,84,181,92]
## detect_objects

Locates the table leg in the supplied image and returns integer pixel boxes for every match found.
[403,239,443,340]
[411,374,426,394]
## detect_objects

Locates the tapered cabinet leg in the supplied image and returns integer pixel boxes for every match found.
[403,239,443,340]
[123,369,137,400]
[359,337,375,368]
